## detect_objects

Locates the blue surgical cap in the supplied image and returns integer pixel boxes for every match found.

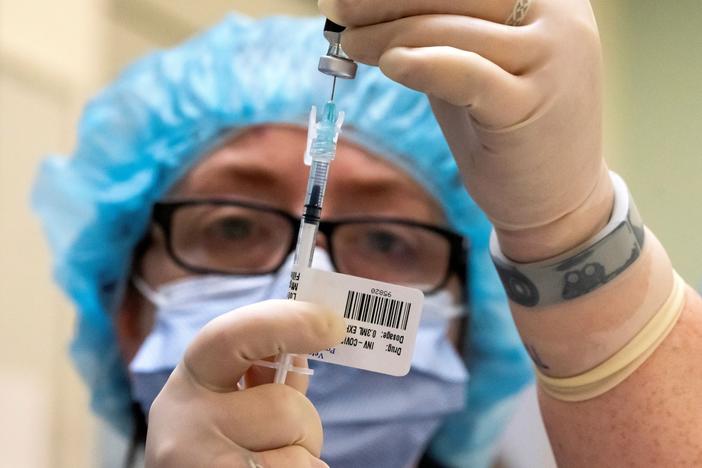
[32,14,532,466]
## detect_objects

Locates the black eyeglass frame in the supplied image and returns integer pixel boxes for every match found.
[151,198,469,295]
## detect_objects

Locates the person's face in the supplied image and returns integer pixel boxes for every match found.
[116,125,463,361]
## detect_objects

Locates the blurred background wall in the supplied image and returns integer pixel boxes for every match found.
[0,1,699,467]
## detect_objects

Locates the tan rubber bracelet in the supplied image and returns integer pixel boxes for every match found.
[536,271,687,401]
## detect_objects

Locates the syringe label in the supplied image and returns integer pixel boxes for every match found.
[292,268,424,377]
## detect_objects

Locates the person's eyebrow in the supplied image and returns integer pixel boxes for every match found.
[185,155,288,194]
[332,165,422,196]
[216,162,281,184]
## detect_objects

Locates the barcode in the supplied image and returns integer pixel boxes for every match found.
[343,291,411,331]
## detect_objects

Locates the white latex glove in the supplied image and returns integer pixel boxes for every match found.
[145,299,345,468]
[319,0,613,261]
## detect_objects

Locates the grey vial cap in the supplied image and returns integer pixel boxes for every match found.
[318,54,358,80]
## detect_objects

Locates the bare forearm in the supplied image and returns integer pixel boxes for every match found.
[540,286,702,466]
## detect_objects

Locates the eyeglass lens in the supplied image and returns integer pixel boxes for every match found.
[167,203,453,291]
[332,222,450,291]
[171,204,294,274]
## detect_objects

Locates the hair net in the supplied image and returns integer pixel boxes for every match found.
[32,14,532,466]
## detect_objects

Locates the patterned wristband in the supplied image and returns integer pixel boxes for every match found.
[490,172,645,307]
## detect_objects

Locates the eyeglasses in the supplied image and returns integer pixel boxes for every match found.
[151,198,469,294]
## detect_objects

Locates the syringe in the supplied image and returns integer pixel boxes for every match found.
[272,101,345,384]
[254,20,353,384]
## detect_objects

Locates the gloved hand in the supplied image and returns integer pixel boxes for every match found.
[145,299,345,468]
[319,0,613,261]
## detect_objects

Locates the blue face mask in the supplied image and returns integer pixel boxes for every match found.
[128,269,289,411]
[129,251,468,467]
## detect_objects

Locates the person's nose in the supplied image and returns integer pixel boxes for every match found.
[315,231,330,251]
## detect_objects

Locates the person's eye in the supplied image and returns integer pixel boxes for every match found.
[208,216,254,240]
[365,230,410,255]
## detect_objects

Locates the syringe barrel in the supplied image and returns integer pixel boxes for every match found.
[293,221,319,268]
[304,161,330,212]
[271,100,344,385]
[294,160,331,267]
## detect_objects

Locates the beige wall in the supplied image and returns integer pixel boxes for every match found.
[0,1,700,467]
[612,1,702,285]
[0,2,107,466]
[0,2,316,467]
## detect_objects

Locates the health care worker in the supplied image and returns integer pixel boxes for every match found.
[32,1,702,467]
[33,12,530,468]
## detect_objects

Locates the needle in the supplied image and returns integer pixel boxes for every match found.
[330,76,338,101]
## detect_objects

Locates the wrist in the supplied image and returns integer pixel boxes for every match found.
[511,229,674,377]
[495,162,614,263]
